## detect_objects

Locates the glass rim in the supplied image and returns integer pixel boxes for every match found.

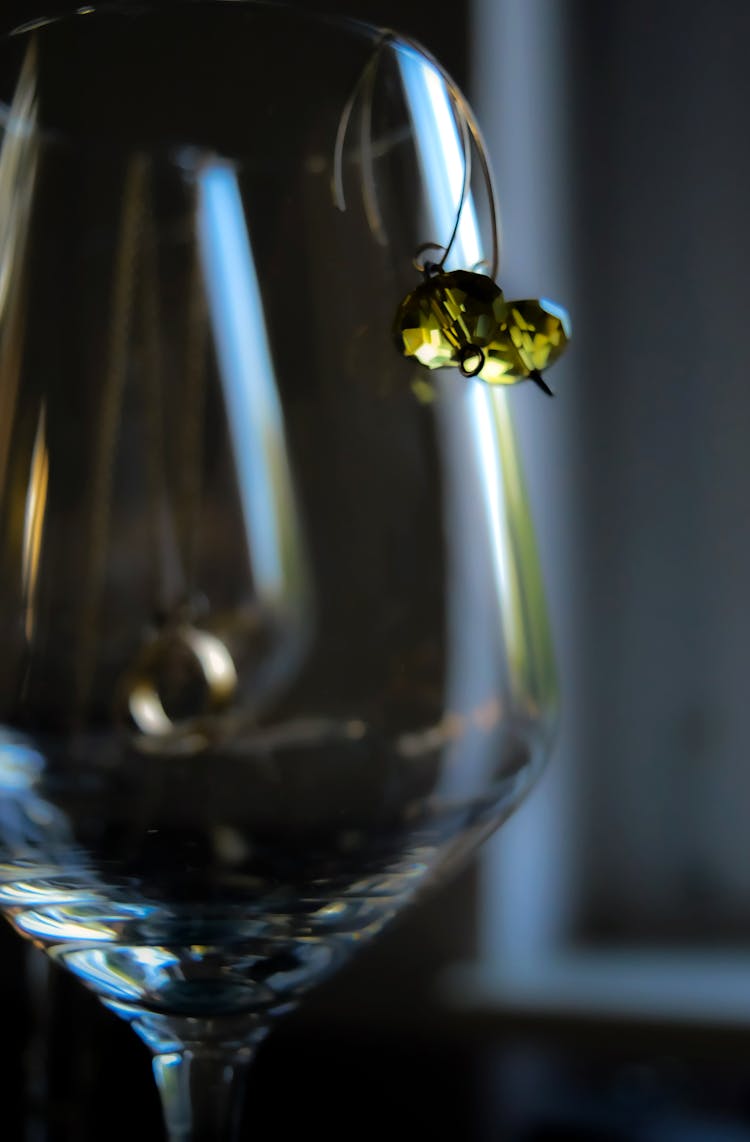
[0,0,422,159]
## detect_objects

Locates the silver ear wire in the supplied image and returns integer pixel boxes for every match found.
[407,43,499,280]
[334,31,500,280]
[332,35,388,247]
[357,38,387,246]
[432,86,472,272]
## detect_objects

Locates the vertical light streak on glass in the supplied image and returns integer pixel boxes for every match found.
[0,39,39,501]
[472,0,577,968]
[469,386,528,692]
[491,390,556,705]
[398,49,534,796]
[398,47,482,270]
[21,405,48,642]
[196,163,307,621]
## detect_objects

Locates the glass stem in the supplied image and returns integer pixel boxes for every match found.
[152,1046,254,1142]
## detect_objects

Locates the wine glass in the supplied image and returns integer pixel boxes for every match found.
[0,3,559,1138]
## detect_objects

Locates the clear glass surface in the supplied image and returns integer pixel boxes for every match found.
[0,3,557,1137]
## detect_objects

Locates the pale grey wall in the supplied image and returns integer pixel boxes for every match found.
[576,0,750,940]
[476,0,750,949]
[471,0,583,963]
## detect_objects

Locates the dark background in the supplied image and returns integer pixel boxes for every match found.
[1,0,469,76]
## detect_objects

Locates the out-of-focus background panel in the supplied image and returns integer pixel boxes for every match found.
[469,0,750,966]
[572,0,750,944]
[471,0,584,969]
[457,6,750,1135]
[460,0,750,1012]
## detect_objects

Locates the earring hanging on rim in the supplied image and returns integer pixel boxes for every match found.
[334,31,570,397]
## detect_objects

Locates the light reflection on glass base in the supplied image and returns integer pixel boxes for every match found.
[0,723,540,1039]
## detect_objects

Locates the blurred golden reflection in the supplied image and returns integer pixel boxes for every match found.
[0,39,40,510]
[21,405,48,642]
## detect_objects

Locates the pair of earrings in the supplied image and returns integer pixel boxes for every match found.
[335,32,570,396]
[394,264,569,396]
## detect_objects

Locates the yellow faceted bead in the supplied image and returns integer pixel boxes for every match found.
[394,270,570,394]
[507,298,571,375]
[475,332,527,385]
[393,270,507,374]
[477,298,571,387]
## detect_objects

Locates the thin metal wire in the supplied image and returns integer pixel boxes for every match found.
[179,229,209,596]
[76,156,146,718]
[332,42,383,214]
[358,37,387,246]
[140,179,210,611]
[142,181,209,610]
[333,30,500,281]
[432,86,473,272]
[76,163,214,723]
[139,173,171,617]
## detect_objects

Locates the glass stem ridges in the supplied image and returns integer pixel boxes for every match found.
[145,1011,273,1142]
[332,27,570,394]
[154,1047,254,1142]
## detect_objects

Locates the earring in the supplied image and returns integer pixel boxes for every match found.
[334,31,570,397]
